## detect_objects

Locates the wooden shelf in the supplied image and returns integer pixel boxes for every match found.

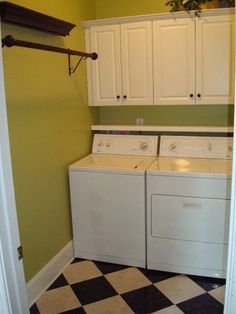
[91,125,234,134]
[0,1,76,36]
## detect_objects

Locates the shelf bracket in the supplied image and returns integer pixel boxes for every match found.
[68,52,87,76]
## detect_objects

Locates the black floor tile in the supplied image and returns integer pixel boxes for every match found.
[47,273,69,290]
[188,275,226,292]
[29,303,40,314]
[177,293,224,314]
[59,307,86,314]
[71,276,118,305]
[121,284,173,314]
[140,268,178,283]
[93,260,130,275]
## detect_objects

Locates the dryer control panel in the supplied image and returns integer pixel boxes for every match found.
[160,136,233,159]
[92,134,158,156]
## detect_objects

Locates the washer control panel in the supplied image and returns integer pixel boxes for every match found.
[92,134,158,156]
[160,136,233,159]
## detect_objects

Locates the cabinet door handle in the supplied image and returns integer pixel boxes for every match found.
[116,95,120,99]
[197,93,201,98]
[189,93,194,98]
[123,95,127,99]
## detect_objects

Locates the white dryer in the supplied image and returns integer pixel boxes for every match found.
[146,136,232,278]
[69,134,158,268]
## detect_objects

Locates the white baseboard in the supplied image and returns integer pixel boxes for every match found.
[26,241,74,306]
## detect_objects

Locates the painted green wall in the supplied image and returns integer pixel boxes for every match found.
[96,0,234,126]
[99,105,234,126]
[1,0,97,282]
[96,0,168,18]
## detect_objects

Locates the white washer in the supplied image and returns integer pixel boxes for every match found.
[69,134,158,268]
[147,136,233,278]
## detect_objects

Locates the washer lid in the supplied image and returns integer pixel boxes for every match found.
[69,154,156,173]
[147,157,232,178]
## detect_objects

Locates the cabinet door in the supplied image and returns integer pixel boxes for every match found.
[90,25,122,105]
[153,18,195,105]
[121,22,153,105]
[196,15,235,104]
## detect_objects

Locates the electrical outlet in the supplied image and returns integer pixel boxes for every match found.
[136,118,144,125]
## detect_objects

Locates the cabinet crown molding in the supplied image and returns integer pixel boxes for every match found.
[82,8,234,28]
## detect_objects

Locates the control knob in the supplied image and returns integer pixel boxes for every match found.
[139,142,148,150]
[207,142,212,152]
[169,143,177,152]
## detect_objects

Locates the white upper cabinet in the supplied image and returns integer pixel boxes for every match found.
[196,14,234,104]
[153,18,195,105]
[88,21,153,106]
[85,9,234,106]
[89,25,122,106]
[121,23,153,105]
[153,13,234,105]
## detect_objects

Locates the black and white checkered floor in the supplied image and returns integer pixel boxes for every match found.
[30,258,225,314]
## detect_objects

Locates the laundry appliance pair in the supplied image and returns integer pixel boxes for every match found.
[69,133,232,278]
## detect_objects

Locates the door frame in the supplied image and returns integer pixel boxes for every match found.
[224,111,236,311]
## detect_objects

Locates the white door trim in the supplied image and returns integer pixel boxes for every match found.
[224,79,236,314]
[225,154,236,313]
[0,239,11,314]
[224,9,236,311]
[0,19,29,313]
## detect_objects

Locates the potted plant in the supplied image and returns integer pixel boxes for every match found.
[166,0,234,15]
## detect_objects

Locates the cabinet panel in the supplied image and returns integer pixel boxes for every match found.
[121,22,153,105]
[89,22,153,106]
[153,14,234,105]
[153,19,195,105]
[196,15,234,104]
[90,25,122,105]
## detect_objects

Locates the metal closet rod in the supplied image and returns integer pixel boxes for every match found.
[1,35,98,60]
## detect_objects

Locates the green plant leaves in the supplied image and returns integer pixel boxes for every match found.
[165,0,234,15]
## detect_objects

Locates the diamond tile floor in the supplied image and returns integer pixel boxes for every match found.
[30,259,225,314]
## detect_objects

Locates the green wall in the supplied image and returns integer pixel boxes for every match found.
[99,105,234,126]
[1,0,97,282]
[96,0,168,18]
[96,0,234,126]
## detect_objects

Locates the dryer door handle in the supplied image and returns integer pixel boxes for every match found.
[183,202,202,210]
